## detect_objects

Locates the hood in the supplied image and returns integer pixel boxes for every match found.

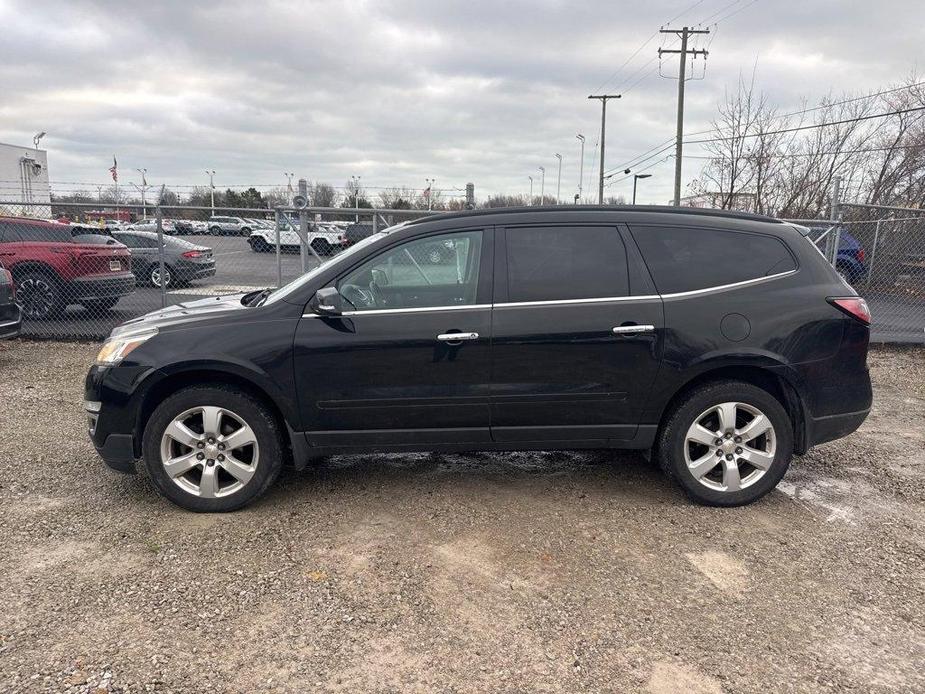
[111,293,249,336]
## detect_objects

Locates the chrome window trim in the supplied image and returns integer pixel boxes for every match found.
[300,270,796,317]
[660,269,796,299]
[303,303,491,318]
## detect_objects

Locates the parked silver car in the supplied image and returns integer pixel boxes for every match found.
[112,230,215,288]
[207,216,252,236]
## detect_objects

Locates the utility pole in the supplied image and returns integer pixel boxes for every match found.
[588,94,621,204]
[554,154,562,204]
[538,167,545,204]
[576,134,585,203]
[659,26,709,206]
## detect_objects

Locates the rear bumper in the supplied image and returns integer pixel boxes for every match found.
[175,262,215,281]
[807,408,871,447]
[71,273,136,300]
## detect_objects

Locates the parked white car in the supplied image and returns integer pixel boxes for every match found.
[248,221,347,256]
[128,219,177,234]
[207,216,252,236]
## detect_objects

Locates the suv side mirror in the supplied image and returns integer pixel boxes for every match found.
[311,286,343,316]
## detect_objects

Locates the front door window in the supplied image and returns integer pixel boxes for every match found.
[337,230,483,311]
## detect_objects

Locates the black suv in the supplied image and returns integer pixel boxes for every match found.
[85,207,872,512]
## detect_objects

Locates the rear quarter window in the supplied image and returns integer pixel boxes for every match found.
[630,225,797,294]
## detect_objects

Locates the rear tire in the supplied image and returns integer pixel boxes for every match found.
[141,385,285,512]
[149,264,173,288]
[209,226,222,235]
[310,239,332,256]
[249,236,270,253]
[14,269,65,319]
[656,380,793,507]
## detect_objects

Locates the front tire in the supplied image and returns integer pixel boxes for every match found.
[142,385,285,512]
[209,226,222,235]
[656,380,793,507]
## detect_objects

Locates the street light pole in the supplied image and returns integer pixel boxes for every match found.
[554,154,562,205]
[351,175,361,222]
[284,172,295,204]
[528,176,533,205]
[205,170,215,216]
[576,134,585,203]
[135,168,148,219]
[425,178,435,211]
[632,173,652,205]
[539,166,545,205]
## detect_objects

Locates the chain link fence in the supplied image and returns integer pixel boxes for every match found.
[0,200,429,340]
[1,199,923,342]
[785,203,925,343]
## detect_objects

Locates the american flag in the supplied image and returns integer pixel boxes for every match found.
[109,156,118,182]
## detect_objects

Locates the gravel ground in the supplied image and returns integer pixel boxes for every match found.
[0,340,923,693]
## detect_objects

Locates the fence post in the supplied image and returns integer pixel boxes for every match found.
[828,176,842,265]
[155,195,167,308]
[274,208,282,288]
[866,218,882,287]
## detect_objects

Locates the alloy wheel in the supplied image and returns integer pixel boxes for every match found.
[160,405,259,498]
[17,277,56,319]
[150,266,172,288]
[683,401,776,493]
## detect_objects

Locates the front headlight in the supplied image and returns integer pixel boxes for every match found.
[96,328,158,366]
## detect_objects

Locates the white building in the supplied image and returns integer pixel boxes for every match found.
[0,141,51,214]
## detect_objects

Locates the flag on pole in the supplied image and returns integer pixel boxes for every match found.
[109,156,118,182]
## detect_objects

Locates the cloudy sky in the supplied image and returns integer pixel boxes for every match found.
[1,0,922,205]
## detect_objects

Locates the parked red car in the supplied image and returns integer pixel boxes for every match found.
[0,217,135,319]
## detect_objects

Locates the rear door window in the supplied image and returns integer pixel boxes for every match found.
[631,225,796,294]
[504,226,628,302]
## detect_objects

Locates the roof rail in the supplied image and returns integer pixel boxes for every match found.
[406,204,783,226]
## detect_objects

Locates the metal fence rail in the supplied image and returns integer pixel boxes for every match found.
[1,200,923,342]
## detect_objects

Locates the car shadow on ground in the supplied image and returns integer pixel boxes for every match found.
[254,449,682,510]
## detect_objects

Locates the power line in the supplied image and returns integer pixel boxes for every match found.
[591,0,707,93]
[605,81,925,176]
[681,142,925,159]
[684,105,925,145]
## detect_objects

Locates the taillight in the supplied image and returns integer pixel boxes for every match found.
[828,297,871,325]
[856,248,865,263]
[182,250,204,258]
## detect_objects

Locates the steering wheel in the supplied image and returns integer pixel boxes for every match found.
[341,283,375,309]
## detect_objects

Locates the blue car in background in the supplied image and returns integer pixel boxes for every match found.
[805,225,867,285]
[835,229,867,284]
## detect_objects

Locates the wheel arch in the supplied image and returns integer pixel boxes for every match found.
[135,365,307,466]
[9,260,62,283]
[656,361,809,455]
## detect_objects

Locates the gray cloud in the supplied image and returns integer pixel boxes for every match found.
[0,0,920,204]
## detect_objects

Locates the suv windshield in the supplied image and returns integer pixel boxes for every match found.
[264,229,397,305]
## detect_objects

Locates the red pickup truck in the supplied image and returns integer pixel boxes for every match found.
[0,217,135,319]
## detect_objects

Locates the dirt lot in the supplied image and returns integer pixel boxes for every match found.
[0,341,923,693]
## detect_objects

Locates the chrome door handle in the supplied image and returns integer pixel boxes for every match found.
[436,332,479,342]
[612,324,655,335]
